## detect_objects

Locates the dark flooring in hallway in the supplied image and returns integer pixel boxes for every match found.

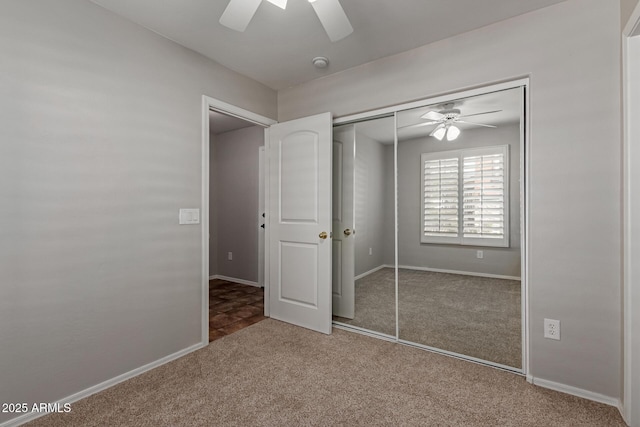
[209,278,265,342]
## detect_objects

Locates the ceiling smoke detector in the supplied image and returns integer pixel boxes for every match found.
[312,56,329,68]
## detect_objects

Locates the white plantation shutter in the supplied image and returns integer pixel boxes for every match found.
[420,146,509,247]
[462,146,509,247]
[421,155,459,243]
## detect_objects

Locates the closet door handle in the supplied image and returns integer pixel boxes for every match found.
[319,231,328,240]
[343,229,353,236]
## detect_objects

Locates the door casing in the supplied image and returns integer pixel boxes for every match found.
[201,96,276,344]
[622,5,640,425]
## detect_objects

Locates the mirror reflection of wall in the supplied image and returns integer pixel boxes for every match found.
[332,117,396,337]
[396,88,523,368]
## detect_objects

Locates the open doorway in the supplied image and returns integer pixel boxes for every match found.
[207,109,266,342]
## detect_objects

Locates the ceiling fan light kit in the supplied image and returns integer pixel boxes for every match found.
[446,125,461,141]
[220,0,353,42]
[432,126,447,141]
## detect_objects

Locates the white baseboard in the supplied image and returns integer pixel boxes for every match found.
[397,264,521,281]
[353,264,520,281]
[0,342,207,427]
[209,274,261,288]
[529,376,620,408]
[620,401,629,426]
[354,265,388,281]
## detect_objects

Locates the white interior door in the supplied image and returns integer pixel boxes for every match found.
[332,126,355,318]
[268,112,333,334]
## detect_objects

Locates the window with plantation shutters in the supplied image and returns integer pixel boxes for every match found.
[421,153,459,243]
[421,145,509,247]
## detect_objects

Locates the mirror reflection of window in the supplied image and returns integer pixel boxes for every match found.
[421,145,510,247]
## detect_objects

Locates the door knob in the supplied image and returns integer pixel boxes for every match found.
[343,229,352,236]
[319,231,328,240]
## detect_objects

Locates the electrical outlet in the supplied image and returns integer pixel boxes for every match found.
[227,252,233,261]
[544,318,560,340]
[369,248,373,256]
[476,250,483,259]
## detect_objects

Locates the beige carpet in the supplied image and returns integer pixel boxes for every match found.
[334,268,521,368]
[27,319,624,427]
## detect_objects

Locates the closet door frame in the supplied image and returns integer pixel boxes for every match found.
[333,78,530,376]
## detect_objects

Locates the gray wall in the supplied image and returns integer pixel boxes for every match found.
[622,0,639,27]
[209,132,219,276]
[354,132,389,276]
[278,0,622,399]
[0,0,276,424]
[210,126,263,283]
[397,125,521,278]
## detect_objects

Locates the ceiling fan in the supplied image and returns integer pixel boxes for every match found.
[400,104,501,141]
[220,0,353,42]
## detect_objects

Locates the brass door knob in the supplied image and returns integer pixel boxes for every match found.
[343,229,352,236]
[319,231,328,240]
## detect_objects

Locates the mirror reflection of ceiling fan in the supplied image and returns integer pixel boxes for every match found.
[400,104,502,141]
[220,0,353,42]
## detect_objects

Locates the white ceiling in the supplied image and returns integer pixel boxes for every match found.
[209,111,257,135]
[90,0,566,90]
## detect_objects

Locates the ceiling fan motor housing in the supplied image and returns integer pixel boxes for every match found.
[441,109,461,122]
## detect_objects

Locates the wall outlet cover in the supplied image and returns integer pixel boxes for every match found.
[544,318,560,340]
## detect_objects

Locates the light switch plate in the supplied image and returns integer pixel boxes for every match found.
[179,208,200,225]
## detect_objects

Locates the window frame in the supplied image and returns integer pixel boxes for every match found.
[420,145,510,248]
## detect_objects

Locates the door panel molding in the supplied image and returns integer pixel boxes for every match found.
[268,112,333,334]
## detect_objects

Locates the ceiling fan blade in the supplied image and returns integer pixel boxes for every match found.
[265,0,287,9]
[219,0,262,32]
[310,0,353,42]
[421,111,445,121]
[429,124,446,137]
[457,120,497,128]
[398,121,440,130]
[459,110,502,119]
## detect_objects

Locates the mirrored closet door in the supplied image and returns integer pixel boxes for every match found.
[332,85,525,371]
[396,87,524,369]
[332,117,396,338]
